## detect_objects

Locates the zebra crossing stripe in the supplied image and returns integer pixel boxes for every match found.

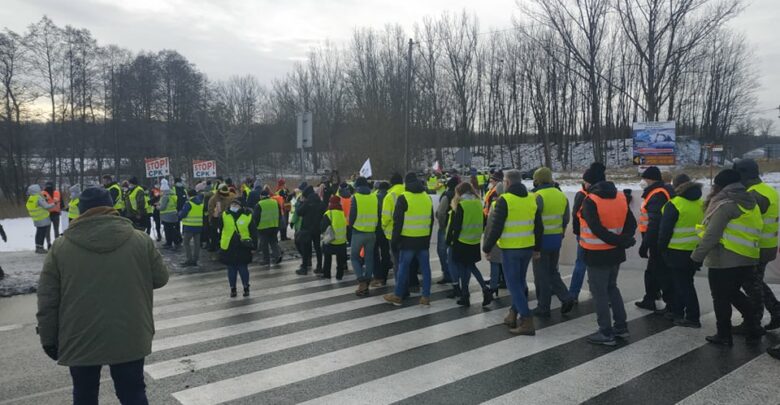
[299,297,645,405]
[151,283,450,351]
[146,289,472,378]
[677,354,780,405]
[171,306,511,404]
[155,271,310,300]
[483,313,717,404]
[154,276,356,315]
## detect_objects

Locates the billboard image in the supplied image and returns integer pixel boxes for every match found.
[632,121,676,166]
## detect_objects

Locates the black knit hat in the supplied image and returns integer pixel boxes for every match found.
[404,172,418,185]
[714,169,742,188]
[672,174,691,188]
[583,162,606,184]
[490,170,504,182]
[355,177,369,188]
[733,158,760,181]
[78,187,114,213]
[446,176,460,189]
[641,166,662,181]
[390,172,403,185]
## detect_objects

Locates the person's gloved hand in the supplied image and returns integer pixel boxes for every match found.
[42,345,58,361]
[692,261,703,271]
[639,242,648,258]
[619,236,636,249]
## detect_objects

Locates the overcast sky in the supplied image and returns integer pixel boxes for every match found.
[2,0,778,122]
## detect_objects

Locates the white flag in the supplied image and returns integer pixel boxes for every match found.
[432,161,441,173]
[359,158,372,178]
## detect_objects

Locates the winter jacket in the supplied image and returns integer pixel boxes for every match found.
[482,182,543,253]
[744,177,778,263]
[531,183,570,251]
[28,184,55,227]
[571,187,587,236]
[174,185,187,211]
[391,180,434,251]
[219,208,255,266]
[36,208,168,366]
[246,187,263,210]
[691,183,760,269]
[375,189,389,237]
[445,193,482,264]
[436,187,456,229]
[179,194,205,233]
[297,186,324,234]
[580,181,637,266]
[105,182,121,207]
[124,185,146,219]
[349,186,377,230]
[208,191,234,225]
[159,189,179,224]
[640,181,675,251]
[658,181,703,268]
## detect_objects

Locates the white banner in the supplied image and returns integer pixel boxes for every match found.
[145,157,170,178]
[193,160,217,178]
[359,158,372,178]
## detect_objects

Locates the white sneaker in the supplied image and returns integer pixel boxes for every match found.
[655,299,666,311]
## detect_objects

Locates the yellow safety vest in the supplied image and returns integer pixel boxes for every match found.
[68,198,80,220]
[535,187,567,235]
[221,211,252,251]
[353,193,378,232]
[427,176,439,192]
[452,198,483,245]
[160,194,178,215]
[325,209,347,245]
[146,194,154,215]
[107,183,124,211]
[27,195,49,222]
[697,203,762,259]
[182,201,204,228]
[400,191,432,238]
[748,182,779,249]
[663,196,703,251]
[128,186,145,213]
[382,184,405,239]
[256,198,280,230]
[497,193,537,249]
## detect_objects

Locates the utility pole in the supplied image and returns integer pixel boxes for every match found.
[404,38,414,173]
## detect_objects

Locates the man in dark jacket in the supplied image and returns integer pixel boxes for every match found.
[295,185,324,275]
[372,182,393,286]
[482,169,544,336]
[658,174,704,327]
[636,166,675,312]
[580,179,637,345]
[246,179,264,209]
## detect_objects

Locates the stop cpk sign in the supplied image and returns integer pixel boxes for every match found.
[193,160,217,178]
[145,157,170,178]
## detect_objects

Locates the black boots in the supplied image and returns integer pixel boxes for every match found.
[230,288,237,298]
[457,296,470,307]
[446,285,461,299]
[481,288,493,307]
[706,334,733,347]
[243,287,250,297]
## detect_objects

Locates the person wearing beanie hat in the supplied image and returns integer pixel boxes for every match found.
[582,162,606,186]
[635,165,676,313]
[530,168,575,318]
[26,184,56,253]
[253,185,282,267]
[658,173,704,328]
[568,162,605,302]
[37,183,168,405]
[179,187,206,267]
[349,176,378,295]
[219,198,253,298]
[124,176,147,230]
[733,159,780,331]
[384,172,434,306]
[295,183,325,275]
[374,173,407,287]
[435,175,460,290]
[159,179,183,250]
[320,195,348,280]
[692,168,765,346]
[67,184,82,222]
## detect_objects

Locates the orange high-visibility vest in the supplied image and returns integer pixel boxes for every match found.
[579,192,628,251]
[42,190,61,214]
[341,197,352,224]
[638,187,670,233]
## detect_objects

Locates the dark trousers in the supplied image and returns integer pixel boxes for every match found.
[258,228,281,263]
[642,248,674,305]
[757,262,780,320]
[531,250,573,312]
[373,232,392,282]
[152,210,162,240]
[709,266,757,337]
[162,222,182,246]
[323,243,347,278]
[587,264,628,337]
[297,230,322,269]
[69,358,147,405]
[143,214,152,235]
[50,213,61,238]
[670,259,701,322]
[35,225,50,247]
[740,264,770,324]
[209,219,221,251]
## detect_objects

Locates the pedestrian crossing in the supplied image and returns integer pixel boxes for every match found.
[138,266,780,405]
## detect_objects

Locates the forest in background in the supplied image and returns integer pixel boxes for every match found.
[0,0,771,201]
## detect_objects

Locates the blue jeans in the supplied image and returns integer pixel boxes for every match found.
[394,249,432,297]
[69,358,147,405]
[436,228,451,281]
[453,260,487,297]
[501,249,534,317]
[569,238,587,299]
[227,264,249,289]
[350,230,376,281]
[490,262,502,290]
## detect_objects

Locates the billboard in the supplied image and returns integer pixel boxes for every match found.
[145,157,170,178]
[193,160,217,178]
[632,121,676,166]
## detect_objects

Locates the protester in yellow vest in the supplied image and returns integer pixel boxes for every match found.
[179,189,205,267]
[349,177,378,296]
[384,173,434,306]
[658,174,704,328]
[125,177,146,230]
[376,173,407,287]
[159,179,182,249]
[691,169,763,346]
[26,184,55,254]
[220,199,254,298]
[101,175,124,212]
[530,167,575,318]
[321,195,348,280]
[67,184,81,223]
[253,190,282,266]
[734,158,780,332]
[482,169,543,336]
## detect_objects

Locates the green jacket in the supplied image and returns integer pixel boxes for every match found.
[36,210,169,366]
